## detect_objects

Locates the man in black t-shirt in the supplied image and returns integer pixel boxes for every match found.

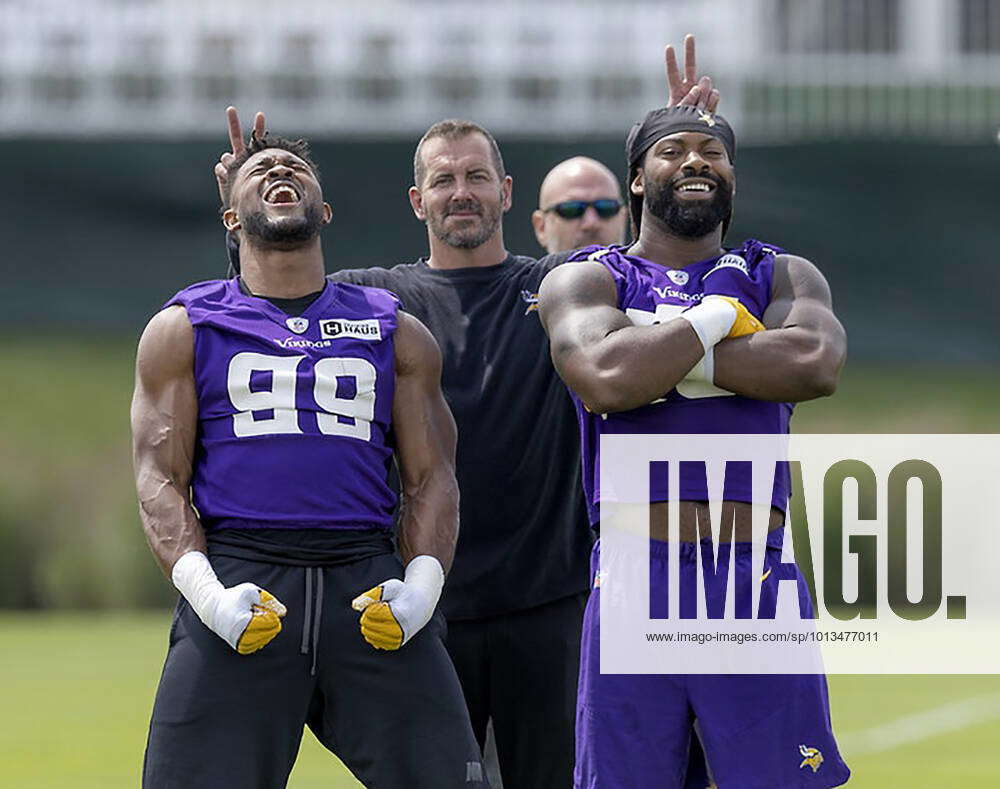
[336,121,594,789]
[216,38,720,788]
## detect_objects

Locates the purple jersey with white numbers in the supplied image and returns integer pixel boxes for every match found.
[566,239,793,525]
[166,278,399,531]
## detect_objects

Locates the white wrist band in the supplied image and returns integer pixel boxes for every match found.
[171,550,224,625]
[684,344,715,385]
[404,555,445,604]
[678,297,737,352]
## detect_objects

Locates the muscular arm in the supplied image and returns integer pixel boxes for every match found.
[538,261,704,413]
[392,311,460,573]
[712,255,847,402]
[130,305,206,578]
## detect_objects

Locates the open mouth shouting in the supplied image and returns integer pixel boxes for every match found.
[262,180,302,206]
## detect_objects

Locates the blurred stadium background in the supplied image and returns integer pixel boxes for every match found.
[2,0,998,786]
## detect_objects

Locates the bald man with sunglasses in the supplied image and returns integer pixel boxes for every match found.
[532,157,628,255]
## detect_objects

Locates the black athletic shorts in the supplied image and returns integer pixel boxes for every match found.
[143,545,486,788]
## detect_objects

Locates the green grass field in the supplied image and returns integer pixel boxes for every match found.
[2,613,364,789]
[4,613,999,787]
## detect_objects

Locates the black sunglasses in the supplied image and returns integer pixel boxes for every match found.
[544,199,623,220]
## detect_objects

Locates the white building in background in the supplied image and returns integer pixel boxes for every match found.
[1,0,998,140]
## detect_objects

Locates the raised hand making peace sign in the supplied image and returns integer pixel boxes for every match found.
[665,34,720,112]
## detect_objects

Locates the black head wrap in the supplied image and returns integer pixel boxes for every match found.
[625,105,736,237]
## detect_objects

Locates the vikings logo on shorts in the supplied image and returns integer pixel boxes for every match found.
[798,744,824,773]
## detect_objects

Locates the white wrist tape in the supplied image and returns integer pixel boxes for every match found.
[684,344,715,385]
[404,554,445,608]
[172,550,243,648]
[372,555,444,646]
[171,550,283,652]
[171,550,225,624]
[678,296,737,352]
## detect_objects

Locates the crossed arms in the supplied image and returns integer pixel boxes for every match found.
[538,255,847,413]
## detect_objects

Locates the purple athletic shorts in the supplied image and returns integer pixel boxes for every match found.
[575,535,851,788]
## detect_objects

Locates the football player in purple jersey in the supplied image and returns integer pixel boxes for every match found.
[132,132,485,787]
[538,101,851,787]
[528,141,717,789]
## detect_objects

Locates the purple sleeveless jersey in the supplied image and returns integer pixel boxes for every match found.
[566,239,794,525]
[165,278,400,531]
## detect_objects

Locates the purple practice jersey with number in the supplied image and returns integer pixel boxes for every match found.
[165,278,400,531]
[566,239,794,524]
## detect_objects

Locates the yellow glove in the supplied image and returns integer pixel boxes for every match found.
[680,294,766,352]
[171,551,287,654]
[705,295,766,338]
[351,555,444,651]
[236,590,287,654]
[352,585,405,650]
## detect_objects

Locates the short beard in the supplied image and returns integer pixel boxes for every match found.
[242,203,325,249]
[644,175,733,239]
[427,198,503,250]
